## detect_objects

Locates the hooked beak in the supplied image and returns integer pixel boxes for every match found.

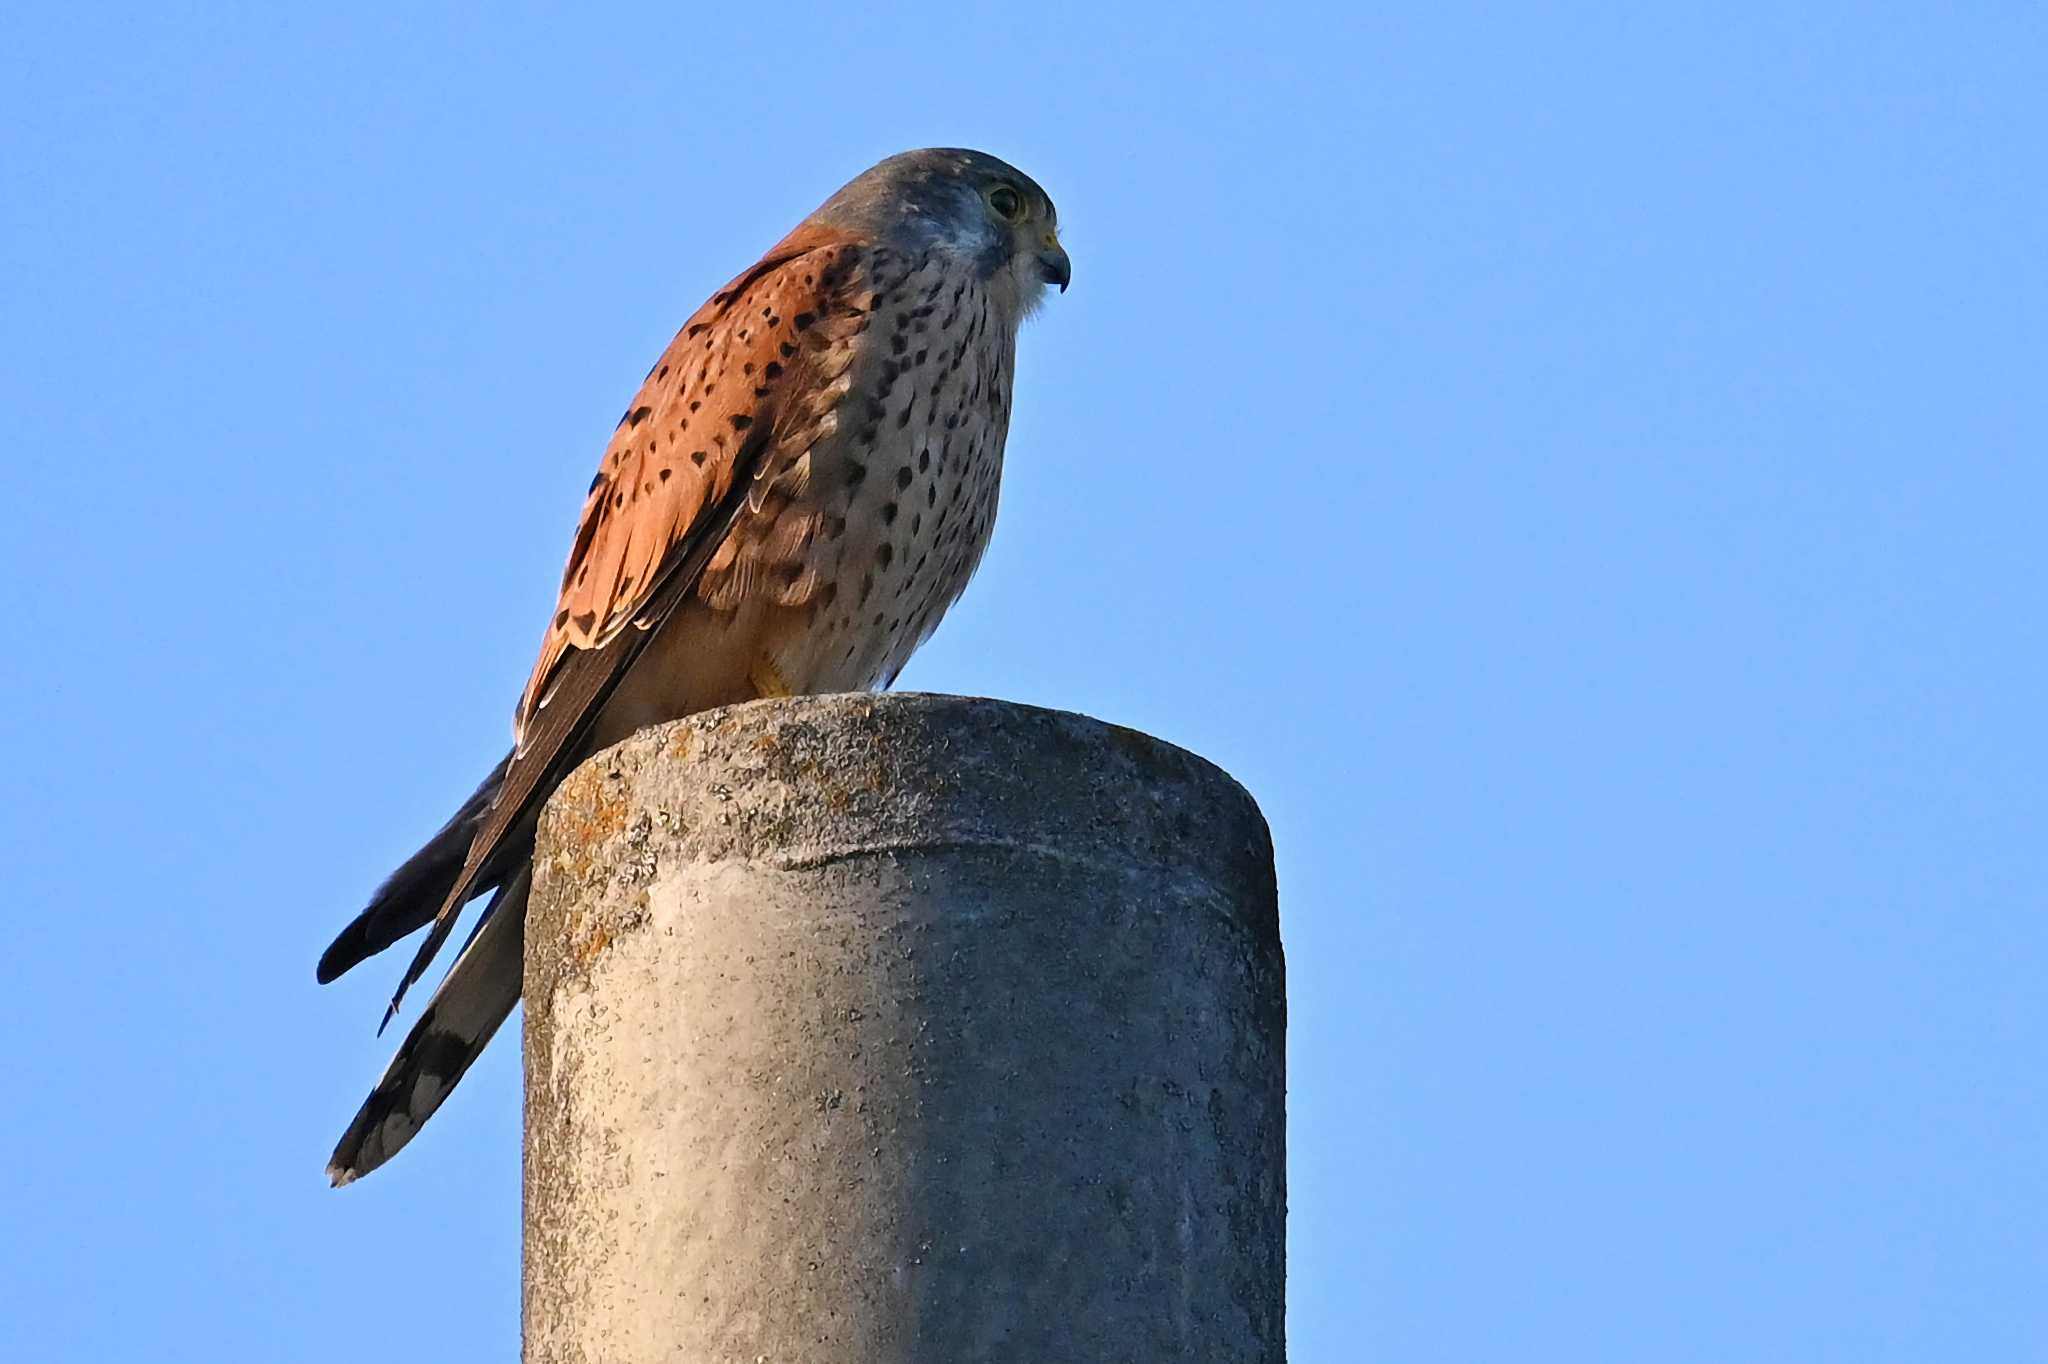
[1037,234,1071,293]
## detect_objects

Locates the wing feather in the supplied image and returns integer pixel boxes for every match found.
[380,226,876,1024]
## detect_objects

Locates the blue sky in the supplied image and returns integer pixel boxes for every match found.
[2,4,2041,1359]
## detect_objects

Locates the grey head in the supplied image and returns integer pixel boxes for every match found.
[807,148,1070,301]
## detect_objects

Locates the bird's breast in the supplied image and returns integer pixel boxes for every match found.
[689,261,1021,702]
[777,265,1020,693]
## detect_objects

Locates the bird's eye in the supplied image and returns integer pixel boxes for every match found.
[987,185,1025,221]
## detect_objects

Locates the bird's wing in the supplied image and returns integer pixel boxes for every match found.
[380,225,875,1024]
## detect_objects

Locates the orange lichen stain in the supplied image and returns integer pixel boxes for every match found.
[558,889,650,984]
[568,910,614,974]
[665,727,697,763]
[547,768,632,881]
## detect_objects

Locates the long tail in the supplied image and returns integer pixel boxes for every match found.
[327,863,529,1185]
[316,754,511,985]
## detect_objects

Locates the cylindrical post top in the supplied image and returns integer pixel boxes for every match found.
[530,692,1275,974]
[524,692,1283,1362]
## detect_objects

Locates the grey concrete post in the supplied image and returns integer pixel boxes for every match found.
[522,693,1283,1363]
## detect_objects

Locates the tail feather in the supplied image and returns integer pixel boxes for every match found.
[317,753,511,984]
[327,863,529,1185]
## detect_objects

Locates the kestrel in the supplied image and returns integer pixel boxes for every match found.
[320,148,1069,1184]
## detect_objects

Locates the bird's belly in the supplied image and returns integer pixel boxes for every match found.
[770,404,1007,693]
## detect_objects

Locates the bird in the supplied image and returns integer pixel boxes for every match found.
[319,148,1069,1185]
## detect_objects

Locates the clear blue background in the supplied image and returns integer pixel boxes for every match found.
[2,5,2040,1359]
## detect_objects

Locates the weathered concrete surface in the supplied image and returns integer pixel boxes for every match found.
[523,692,1283,1363]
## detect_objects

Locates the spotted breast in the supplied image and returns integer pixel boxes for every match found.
[694,244,1016,699]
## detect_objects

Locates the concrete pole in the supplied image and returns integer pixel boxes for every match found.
[522,693,1284,1363]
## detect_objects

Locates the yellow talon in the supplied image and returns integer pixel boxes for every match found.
[749,656,795,699]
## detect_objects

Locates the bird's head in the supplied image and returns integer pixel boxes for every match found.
[810,148,1070,313]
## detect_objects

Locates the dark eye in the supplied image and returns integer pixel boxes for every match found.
[987,185,1024,221]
